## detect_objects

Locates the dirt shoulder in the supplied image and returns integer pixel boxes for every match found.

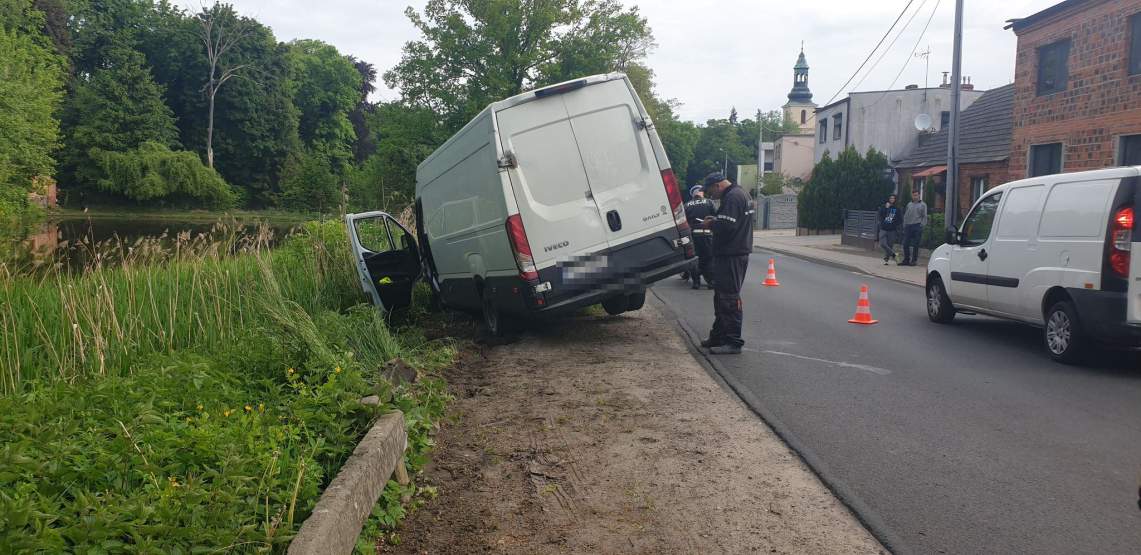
[390,296,885,554]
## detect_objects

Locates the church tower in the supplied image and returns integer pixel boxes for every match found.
[782,45,817,134]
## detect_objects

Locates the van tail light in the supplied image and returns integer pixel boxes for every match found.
[661,169,689,232]
[1109,207,1133,277]
[506,214,540,282]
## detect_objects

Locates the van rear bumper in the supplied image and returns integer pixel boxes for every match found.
[1067,288,1141,346]
[535,257,691,313]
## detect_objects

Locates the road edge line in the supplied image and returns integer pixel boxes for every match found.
[649,288,904,554]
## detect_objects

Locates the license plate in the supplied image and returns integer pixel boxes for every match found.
[562,255,608,283]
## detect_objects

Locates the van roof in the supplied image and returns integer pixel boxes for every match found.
[416,73,629,174]
[984,166,1141,196]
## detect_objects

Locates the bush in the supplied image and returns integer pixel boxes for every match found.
[922,212,946,250]
[798,147,894,230]
[92,142,237,208]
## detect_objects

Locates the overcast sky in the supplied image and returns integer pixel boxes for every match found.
[224,0,1058,123]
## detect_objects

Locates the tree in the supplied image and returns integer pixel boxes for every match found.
[798,147,893,230]
[60,45,179,188]
[0,0,66,216]
[195,2,255,169]
[348,56,378,163]
[729,107,738,125]
[141,2,300,206]
[279,148,339,212]
[385,0,653,131]
[288,39,361,173]
[91,141,236,207]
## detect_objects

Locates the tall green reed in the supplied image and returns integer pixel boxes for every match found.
[0,220,362,395]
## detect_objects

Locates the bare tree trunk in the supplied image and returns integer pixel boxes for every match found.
[206,90,215,168]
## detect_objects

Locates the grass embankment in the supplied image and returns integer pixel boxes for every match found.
[52,207,319,224]
[0,220,455,552]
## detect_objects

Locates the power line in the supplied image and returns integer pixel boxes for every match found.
[867,0,942,108]
[823,0,919,107]
[850,0,933,93]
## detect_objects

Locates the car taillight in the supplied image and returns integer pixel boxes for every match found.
[506,214,540,282]
[1109,207,1133,276]
[661,169,689,232]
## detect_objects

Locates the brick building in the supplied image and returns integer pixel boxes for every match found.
[896,85,1015,219]
[1006,0,1141,177]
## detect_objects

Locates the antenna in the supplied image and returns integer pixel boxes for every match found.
[914,113,933,132]
[913,46,931,89]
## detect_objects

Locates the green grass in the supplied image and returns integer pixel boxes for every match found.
[53,207,319,224]
[0,220,458,552]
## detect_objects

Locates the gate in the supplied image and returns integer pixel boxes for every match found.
[756,194,798,230]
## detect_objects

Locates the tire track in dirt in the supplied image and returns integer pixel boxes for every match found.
[388,298,886,554]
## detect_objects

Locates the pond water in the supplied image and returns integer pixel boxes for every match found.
[2,215,299,275]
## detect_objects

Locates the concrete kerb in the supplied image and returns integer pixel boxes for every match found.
[288,410,410,555]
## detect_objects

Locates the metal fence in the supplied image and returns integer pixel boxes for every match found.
[841,209,879,250]
[756,194,798,230]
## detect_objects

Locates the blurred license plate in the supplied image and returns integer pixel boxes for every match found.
[562,255,608,283]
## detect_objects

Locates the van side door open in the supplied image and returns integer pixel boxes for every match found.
[346,211,420,311]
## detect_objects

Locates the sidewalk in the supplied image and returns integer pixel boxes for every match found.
[754,231,927,287]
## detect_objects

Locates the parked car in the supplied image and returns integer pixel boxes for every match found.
[347,73,695,334]
[925,166,1141,362]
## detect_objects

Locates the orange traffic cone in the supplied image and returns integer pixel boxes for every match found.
[848,284,879,325]
[762,258,781,287]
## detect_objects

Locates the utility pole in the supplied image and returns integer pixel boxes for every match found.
[946,0,964,230]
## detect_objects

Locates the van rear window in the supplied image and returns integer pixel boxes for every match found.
[1038,180,1116,238]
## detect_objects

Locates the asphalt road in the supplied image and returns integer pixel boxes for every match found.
[652,251,1141,555]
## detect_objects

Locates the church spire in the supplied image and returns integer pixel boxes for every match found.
[787,45,813,104]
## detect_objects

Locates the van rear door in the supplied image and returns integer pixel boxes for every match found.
[495,94,610,269]
[1129,180,1141,324]
[561,78,674,245]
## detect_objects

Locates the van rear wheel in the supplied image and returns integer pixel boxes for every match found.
[601,295,628,316]
[481,292,503,337]
[625,291,646,312]
[1044,300,1085,363]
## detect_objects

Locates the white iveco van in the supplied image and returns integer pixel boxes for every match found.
[346,74,695,334]
[925,166,1141,362]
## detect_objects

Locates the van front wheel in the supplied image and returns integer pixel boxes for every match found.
[927,277,955,324]
[1044,300,1085,363]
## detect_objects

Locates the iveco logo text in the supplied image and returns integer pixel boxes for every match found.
[544,241,570,252]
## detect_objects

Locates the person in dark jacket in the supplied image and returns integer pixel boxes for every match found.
[699,172,754,354]
[877,194,901,265]
[684,184,716,289]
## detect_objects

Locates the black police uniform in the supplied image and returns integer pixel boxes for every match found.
[685,196,716,288]
[708,183,754,348]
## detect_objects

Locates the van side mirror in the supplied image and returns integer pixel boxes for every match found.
[945,229,959,245]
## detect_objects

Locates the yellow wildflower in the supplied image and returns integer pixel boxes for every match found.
[334,366,342,374]
[287,367,295,376]
[244,405,252,412]
[258,403,265,413]
[223,409,232,417]
[196,404,203,411]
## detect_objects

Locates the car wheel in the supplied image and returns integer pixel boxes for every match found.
[927,277,955,324]
[1044,300,1085,363]
[601,295,628,316]
[481,291,503,337]
[625,291,647,312]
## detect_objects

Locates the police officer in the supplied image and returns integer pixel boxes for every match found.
[699,172,754,354]
[684,184,716,290]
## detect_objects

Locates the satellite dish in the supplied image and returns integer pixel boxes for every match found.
[914,113,933,132]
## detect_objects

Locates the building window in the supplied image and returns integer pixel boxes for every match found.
[801,109,807,124]
[1029,143,1063,177]
[1036,39,1071,96]
[940,111,950,129]
[833,113,843,141]
[819,118,828,144]
[1121,135,1141,166]
[970,176,988,203]
[1131,13,1141,75]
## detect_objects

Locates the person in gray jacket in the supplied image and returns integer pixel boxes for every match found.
[900,190,928,266]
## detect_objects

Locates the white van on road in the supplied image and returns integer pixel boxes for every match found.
[925,167,1141,362]
[347,74,695,334]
